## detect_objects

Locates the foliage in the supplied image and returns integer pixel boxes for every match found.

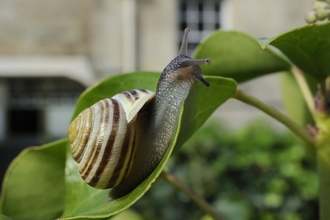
[0,140,66,220]
[134,121,318,220]
[259,23,330,81]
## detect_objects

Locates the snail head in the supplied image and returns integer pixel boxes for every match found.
[161,28,211,87]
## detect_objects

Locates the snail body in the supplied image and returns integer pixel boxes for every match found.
[68,28,211,199]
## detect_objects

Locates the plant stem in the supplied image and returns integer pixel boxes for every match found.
[233,90,316,146]
[291,67,330,218]
[317,142,330,220]
[291,66,315,114]
[161,171,225,220]
[317,80,328,114]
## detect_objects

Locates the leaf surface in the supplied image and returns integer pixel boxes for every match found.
[193,30,291,82]
[0,71,237,220]
[259,22,330,81]
[0,139,67,220]
[176,76,237,148]
[62,72,236,219]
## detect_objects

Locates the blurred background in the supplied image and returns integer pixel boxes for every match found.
[0,0,317,219]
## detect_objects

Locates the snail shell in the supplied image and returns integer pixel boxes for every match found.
[69,89,155,189]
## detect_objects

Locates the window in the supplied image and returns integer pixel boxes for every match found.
[7,109,41,135]
[179,0,222,55]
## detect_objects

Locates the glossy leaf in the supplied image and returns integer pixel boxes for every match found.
[62,72,237,219]
[176,76,237,148]
[259,22,330,81]
[0,139,67,220]
[111,210,148,220]
[71,72,237,150]
[63,72,161,219]
[0,214,11,220]
[62,120,181,219]
[0,71,236,219]
[62,104,183,219]
[193,30,291,82]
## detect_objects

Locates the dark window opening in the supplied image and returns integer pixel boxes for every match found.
[178,0,222,55]
[7,109,41,135]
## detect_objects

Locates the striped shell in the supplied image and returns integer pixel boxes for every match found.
[68,89,155,189]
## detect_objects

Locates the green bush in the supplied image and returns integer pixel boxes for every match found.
[133,120,318,220]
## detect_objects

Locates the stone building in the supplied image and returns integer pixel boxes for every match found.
[0,0,313,182]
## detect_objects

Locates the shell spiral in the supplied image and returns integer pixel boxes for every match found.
[68,89,155,189]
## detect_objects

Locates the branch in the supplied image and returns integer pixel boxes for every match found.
[161,171,225,220]
[291,66,315,114]
[233,90,316,146]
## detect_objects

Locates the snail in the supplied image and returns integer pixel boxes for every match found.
[68,28,211,199]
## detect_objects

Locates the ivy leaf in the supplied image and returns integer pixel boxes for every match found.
[0,139,67,220]
[259,22,330,81]
[62,72,236,219]
[193,30,291,82]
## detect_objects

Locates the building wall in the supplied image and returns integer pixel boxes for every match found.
[0,0,177,141]
[0,0,179,186]
[137,0,177,72]
[89,0,123,77]
[0,0,90,55]
[223,0,313,38]
[0,0,317,140]
[218,0,314,130]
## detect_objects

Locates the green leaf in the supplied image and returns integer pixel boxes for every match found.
[259,22,330,81]
[62,72,236,219]
[0,139,67,220]
[0,214,12,220]
[63,72,161,219]
[62,138,180,219]
[193,30,291,82]
[71,71,237,150]
[176,76,237,148]
[111,210,149,220]
[62,105,183,219]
